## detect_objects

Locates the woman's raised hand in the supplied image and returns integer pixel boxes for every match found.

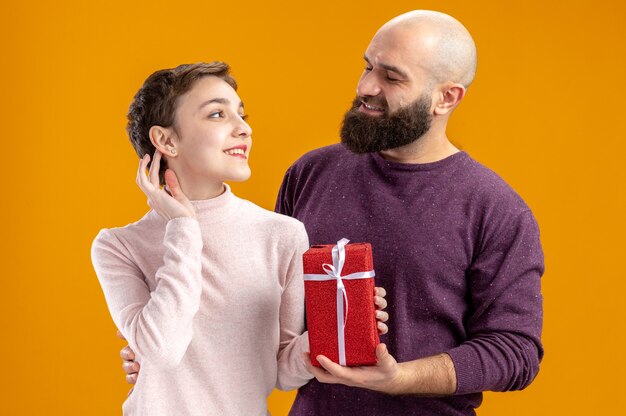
[136,151,196,220]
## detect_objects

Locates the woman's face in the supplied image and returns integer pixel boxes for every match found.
[170,76,252,185]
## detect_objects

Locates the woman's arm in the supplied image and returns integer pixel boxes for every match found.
[92,220,203,369]
[275,222,313,390]
[92,152,202,369]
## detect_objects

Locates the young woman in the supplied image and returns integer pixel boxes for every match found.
[92,62,387,415]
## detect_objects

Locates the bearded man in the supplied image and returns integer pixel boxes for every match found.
[276,9,544,416]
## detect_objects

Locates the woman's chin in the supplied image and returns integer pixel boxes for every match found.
[225,169,252,183]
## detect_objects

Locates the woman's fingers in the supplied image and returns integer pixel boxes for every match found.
[148,150,162,186]
[164,169,196,219]
[137,154,158,211]
[164,169,183,199]
[136,154,150,188]
[136,152,194,219]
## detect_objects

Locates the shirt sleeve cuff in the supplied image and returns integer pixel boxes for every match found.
[446,343,485,395]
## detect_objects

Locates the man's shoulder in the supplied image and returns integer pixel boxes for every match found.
[289,143,354,171]
[462,154,531,213]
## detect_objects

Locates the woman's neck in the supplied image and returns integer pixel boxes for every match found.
[176,176,225,201]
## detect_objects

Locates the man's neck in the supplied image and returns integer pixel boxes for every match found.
[379,130,459,164]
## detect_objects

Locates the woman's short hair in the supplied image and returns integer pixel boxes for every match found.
[127,62,237,184]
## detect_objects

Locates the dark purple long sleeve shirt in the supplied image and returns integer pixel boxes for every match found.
[276,144,544,416]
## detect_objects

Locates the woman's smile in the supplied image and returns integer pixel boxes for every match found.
[223,144,248,159]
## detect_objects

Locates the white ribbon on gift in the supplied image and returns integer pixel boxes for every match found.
[303,238,375,366]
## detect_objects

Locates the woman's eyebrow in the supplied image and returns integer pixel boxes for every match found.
[198,98,245,110]
[198,97,229,110]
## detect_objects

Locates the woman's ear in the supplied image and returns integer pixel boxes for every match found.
[149,126,178,157]
[433,83,466,116]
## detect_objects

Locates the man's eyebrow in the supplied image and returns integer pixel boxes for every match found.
[363,55,408,78]
[198,98,244,110]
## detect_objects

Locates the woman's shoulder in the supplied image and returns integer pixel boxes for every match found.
[92,211,163,254]
[236,198,307,242]
[240,198,304,229]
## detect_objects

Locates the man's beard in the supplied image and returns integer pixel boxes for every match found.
[340,95,432,154]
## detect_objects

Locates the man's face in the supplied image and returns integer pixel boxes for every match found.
[341,28,435,153]
[340,94,432,154]
[356,27,434,116]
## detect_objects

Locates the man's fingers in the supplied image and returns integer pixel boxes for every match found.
[375,286,387,298]
[376,310,389,322]
[375,343,396,370]
[376,343,389,360]
[125,373,138,385]
[120,345,135,361]
[375,309,389,334]
[304,353,337,380]
[122,361,139,375]
[308,365,331,382]
[374,295,387,310]
[316,355,348,378]
[306,356,340,384]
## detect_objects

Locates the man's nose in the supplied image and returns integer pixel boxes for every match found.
[357,71,382,97]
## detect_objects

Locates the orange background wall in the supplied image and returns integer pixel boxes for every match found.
[1,0,624,414]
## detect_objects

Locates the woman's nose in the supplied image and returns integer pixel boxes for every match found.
[234,118,252,138]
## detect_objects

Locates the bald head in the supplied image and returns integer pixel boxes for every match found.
[377,10,477,88]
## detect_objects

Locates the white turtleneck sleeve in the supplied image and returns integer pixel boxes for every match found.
[92,217,203,369]
[276,222,313,390]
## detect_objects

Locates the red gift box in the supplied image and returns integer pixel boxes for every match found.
[303,239,379,367]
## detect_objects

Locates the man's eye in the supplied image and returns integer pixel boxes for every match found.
[364,66,373,72]
[209,111,223,118]
[387,76,400,82]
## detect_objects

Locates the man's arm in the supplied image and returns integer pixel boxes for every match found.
[308,209,543,395]
[447,209,544,393]
[307,344,456,396]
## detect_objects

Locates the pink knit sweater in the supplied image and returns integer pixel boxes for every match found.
[92,185,312,415]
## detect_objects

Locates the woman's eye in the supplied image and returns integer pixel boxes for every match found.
[209,111,223,119]
[240,114,249,121]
